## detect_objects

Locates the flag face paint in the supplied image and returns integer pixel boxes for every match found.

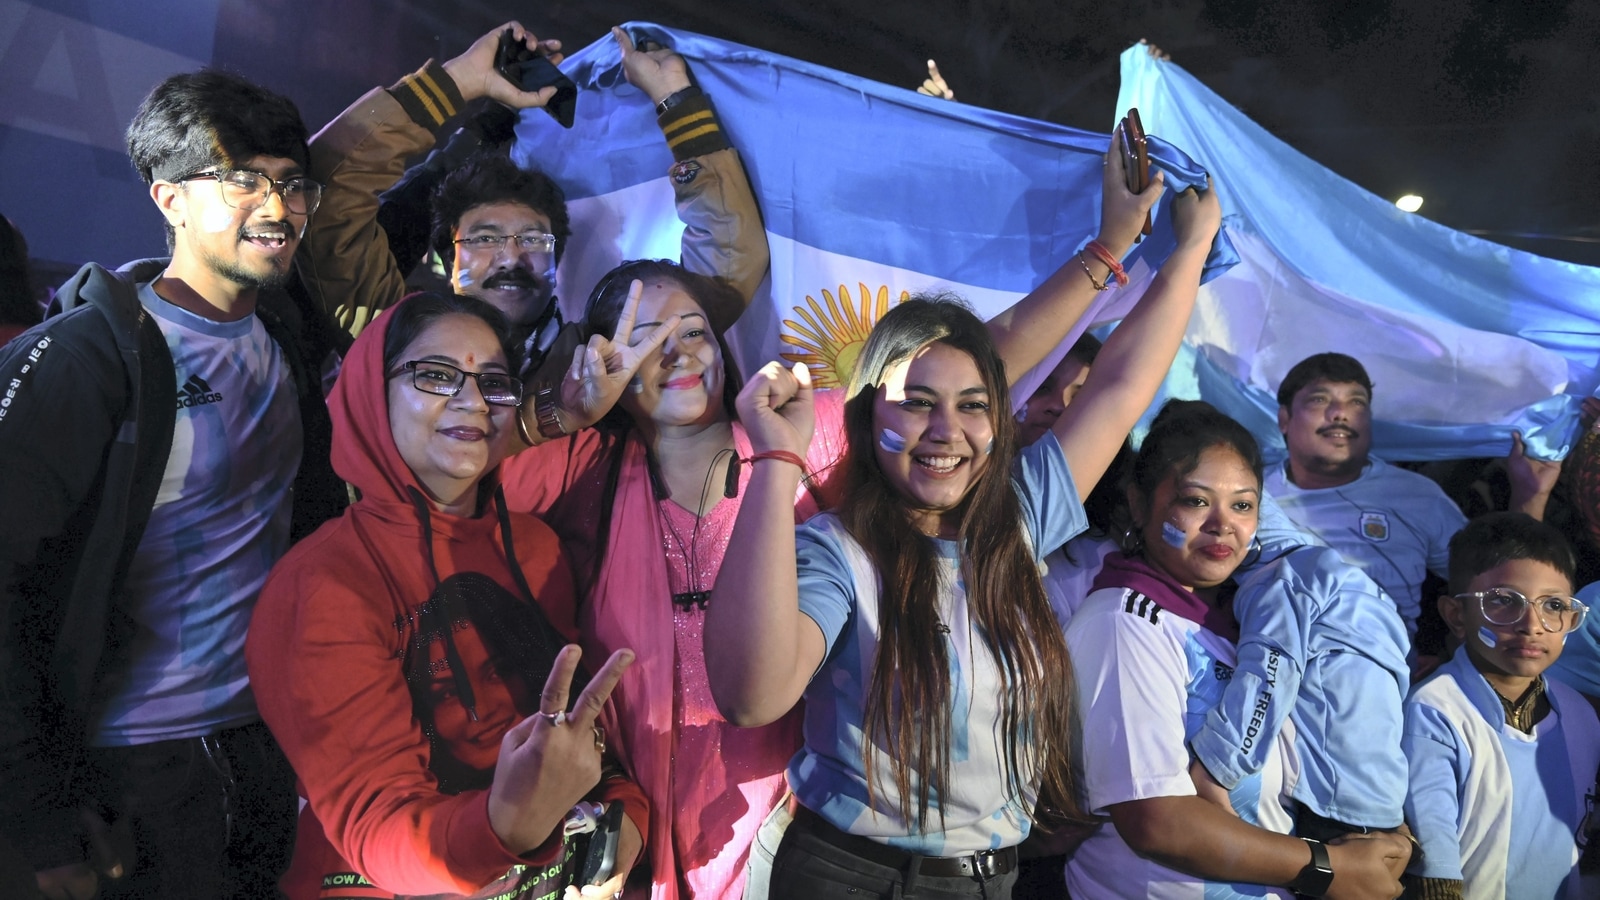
[879,428,907,454]
[1478,626,1498,649]
[1162,521,1187,549]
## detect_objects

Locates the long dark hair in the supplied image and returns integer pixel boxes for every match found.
[839,294,1080,829]
[0,217,39,330]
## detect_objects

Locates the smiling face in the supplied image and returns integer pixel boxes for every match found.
[1135,444,1261,593]
[617,279,727,431]
[387,314,515,514]
[1278,377,1373,489]
[871,341,995,537]
[1441,557,1573,698]
[425,622,530,772]
[1018,355,1091,446]
[162,154,307,295]
[451,201,556,329]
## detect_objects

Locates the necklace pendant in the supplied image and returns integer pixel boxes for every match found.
[672,590,711,611]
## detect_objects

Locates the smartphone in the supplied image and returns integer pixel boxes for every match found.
[1120,107,1153,239]
[576,802,623,886]
[494,28,578,128]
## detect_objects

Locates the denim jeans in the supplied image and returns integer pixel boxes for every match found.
[84,721,296,900]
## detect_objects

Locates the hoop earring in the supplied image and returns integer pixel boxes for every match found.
[1121,524,1146,555]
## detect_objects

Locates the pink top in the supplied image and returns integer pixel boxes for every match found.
[500,390,849,900]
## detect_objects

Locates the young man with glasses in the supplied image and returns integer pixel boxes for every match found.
[1403,512,1599,899]
[302,22,767,445]
[0,71,346,899]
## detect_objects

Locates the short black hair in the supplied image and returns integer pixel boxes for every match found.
[1066,332,1103,367]
[1446,511,1576,595]
[1276,352,1373,409]
[430,154,571,269]
[127,70,309,186]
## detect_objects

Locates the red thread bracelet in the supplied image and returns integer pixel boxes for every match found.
[746,450,808,475]
[1083,240,1129,287]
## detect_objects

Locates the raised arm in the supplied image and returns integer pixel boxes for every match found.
[299,22,559,339]
[705,362,829,725]
[1050,179,1220,500]
[985,129,1164,386]
[614,27,770,324]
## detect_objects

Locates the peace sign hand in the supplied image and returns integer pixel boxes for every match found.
[555,279,682,433]
[486,646,635,855]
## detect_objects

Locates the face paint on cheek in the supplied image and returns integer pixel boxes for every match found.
[985,438,994,455]
[1161,521,1187,549]
[199,205,235,234]
[879,428,907,454]
[1478,626,1498,649]
[455,271,475,288]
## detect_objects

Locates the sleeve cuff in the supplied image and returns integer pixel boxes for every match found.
[658,91,731,161]
[387,60,467,131]
[444,793,550,880]
[1189,729,1247,791]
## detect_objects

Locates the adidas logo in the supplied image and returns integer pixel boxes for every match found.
[176,374,224,409]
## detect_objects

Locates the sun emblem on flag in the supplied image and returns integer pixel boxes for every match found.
[780,283,908,387]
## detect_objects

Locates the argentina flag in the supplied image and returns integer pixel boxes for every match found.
[510,22,1226,397]
[1117,46,1600,462]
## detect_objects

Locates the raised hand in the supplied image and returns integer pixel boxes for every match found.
[916,59,955,100]
[1098,124,1167,256]
[1507,430,1562,520]
[1169,175,1222,251]
[613,26,692,105]
[486,646,635,854]
[443,22,565,108]
[737,361,815,458]
[555,279,682,432]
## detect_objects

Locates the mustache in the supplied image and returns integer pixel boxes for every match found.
[1317,424,1362,439]
[483,268,546,289]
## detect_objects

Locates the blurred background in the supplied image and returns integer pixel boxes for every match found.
[5,0,1598,295]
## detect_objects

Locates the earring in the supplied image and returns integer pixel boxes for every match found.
[1121,523,1146,555]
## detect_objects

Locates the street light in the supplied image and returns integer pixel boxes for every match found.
[1396,194,1424,213]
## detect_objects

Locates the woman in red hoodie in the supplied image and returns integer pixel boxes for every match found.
[247,292,645,900]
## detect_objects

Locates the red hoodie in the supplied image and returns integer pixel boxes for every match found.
[247,298,646,898]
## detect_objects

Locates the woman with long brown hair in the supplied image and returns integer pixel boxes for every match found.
[703,178,1220,899]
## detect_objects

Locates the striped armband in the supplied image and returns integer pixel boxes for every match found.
[387,60,466,131]
[657,87,731,161]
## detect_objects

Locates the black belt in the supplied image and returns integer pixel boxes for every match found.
[786,797,1018,880]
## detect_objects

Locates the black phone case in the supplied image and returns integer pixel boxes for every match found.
[575,802,623,886]
[494,29,578,128]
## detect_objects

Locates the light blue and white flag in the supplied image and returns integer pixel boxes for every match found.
[1118,46,1600,461]
[511,23,1227,395]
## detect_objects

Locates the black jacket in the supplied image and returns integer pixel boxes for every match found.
[0,259,344,870]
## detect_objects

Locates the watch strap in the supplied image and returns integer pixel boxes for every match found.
[1286,838,1334,898]
[534,386,567,440]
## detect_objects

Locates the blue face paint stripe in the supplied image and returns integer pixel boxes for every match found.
[1162,521,1186,548]
[1478,626,1498,649]
[879,428,906,453]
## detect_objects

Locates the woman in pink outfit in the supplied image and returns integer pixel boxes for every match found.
[499,133,1161,899]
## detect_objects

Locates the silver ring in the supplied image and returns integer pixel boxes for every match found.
[537,711,563,727]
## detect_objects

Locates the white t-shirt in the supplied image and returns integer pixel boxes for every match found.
[91,286,301,745]
[1263,458,1464,637]
[1065,586,1295,900]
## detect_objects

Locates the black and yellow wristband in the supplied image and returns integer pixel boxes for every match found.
[657,87,730,162]
[387,60,465,131]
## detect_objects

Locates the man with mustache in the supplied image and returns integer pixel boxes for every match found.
[301,22,766,441]
[0,71,346,899]
[1264,353,1467,662]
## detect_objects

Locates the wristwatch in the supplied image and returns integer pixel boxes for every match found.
[1285,838,1334,897]
[534,387,568,441]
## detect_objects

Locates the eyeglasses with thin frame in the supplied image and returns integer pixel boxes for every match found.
[1453,587,1589,634]
[452,232,558,256]
[388,360,523,407]
[181,169,323,216]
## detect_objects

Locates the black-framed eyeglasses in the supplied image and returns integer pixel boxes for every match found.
[452,232,558,255]
[1454,588,1589,634]
[388,360,523,407]
[181,169,323,215]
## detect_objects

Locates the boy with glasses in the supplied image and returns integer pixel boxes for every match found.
[1403,512,1599,899]
[0,70,345,899]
